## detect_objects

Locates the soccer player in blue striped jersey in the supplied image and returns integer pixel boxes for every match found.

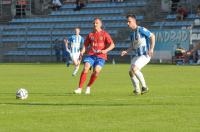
[121,14,155,95]
[64,27,84,76]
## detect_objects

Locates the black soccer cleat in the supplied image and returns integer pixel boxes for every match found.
[66,63,70,67]
[141,87,148,94]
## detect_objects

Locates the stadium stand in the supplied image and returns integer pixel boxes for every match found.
[0,0,146,62]
[1,0,199,63]
[152,21,193,28]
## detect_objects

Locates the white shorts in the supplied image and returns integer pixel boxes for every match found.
[70,52,80,62]
[130,55,151,70]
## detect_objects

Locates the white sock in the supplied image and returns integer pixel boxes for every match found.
[131,75,140,92]
[73,66,79,74]
[135,70,147,88]
[85,86,90,94]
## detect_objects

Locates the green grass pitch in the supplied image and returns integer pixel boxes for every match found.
[0,63,200,132]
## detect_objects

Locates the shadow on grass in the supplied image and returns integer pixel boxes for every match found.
[31,93,75,96]
[0,93,15,95]
[0,92,75,96]
[0,102,145,107]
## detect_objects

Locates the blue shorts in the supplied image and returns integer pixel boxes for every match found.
[83,55,105,68]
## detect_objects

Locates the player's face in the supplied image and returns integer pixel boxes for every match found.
[93,19,102,29]
[75,28,80,35]
[127,17,137,30]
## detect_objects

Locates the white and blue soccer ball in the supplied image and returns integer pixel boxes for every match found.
[16,88,28,100]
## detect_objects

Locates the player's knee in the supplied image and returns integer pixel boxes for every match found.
[131,65,138,74]
[83,63,90,69]
[82,65,90,73]
[93,71,100,76]
[74,62,78,66]
[75,62,80,66]
[82,68,89,73]
[129,70,133,77]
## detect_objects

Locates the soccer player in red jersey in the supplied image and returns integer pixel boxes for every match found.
[74,18,115,94]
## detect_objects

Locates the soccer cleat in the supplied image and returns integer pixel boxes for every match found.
[85,87,90,95]
[66,63,70,67]
[72,70,78,76]
[74,88,82,94]
[141,87,148,94]
[133,90,141,95]
[72,72,76,76]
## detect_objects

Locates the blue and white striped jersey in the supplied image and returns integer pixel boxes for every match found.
[68,35,84,54]
[130,26,151,56]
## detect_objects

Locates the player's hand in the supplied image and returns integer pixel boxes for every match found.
[64,39,68,43]
[78,52,83,61]
[77,56,82,65]
[77,60,81,65]
[93,49,103,54]
[80,52,84,57]
[101,50,107,54]
[121,51,127,56]
[66,48,70,53]
[148,49,154,57]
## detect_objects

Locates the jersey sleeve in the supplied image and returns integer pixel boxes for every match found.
[104,31,113,45]
[139,27,151,38]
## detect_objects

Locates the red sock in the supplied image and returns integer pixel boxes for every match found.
[87,73,98,87]
[79,72,87,88]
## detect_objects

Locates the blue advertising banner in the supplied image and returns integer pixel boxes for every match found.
[150,29,191,61]
[152,29,190,51]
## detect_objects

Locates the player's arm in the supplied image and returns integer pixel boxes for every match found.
[80,35,89,56]
[78,36,89,63]
[63,38,69,51]
[121,46,134,56]
[101,42,115,54]
[80,37,84,51]
[77,44,86,65]
[148,32,155,57]
[101,33,115,54]
[80,45,86,57]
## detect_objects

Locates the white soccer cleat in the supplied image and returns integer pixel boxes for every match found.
[133,90,141,95]
[72,72,77,76]
[72,70,77,76]
[85,87,90,95]
[74,88,82,94]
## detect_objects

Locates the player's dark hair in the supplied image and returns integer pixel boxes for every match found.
[126,14,137,20]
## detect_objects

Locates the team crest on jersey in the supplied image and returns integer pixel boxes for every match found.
[99,36,103,40]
